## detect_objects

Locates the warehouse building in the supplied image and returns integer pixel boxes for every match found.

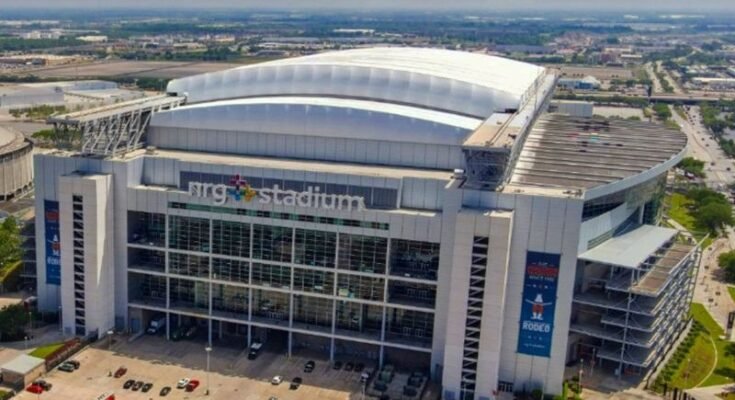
[32,47,695,399]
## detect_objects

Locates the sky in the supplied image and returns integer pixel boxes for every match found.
[2,0,734,12]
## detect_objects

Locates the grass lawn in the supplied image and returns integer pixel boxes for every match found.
[690,303,735,387]
[29,342,64,359]
[669,333,716,388]
[666,193,713,249]
[729,287,735,304]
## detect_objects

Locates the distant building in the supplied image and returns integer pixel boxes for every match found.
[692,77,735,90]
[557,75,601,90]
[77,35,108,43]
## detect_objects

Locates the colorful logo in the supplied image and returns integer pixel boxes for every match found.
[228,174,257,202]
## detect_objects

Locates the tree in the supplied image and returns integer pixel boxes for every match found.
[0,304,29,342]
[697,202,733,233]
[678,157,706,178]
[719,251,735,282]
[0,218,21,268]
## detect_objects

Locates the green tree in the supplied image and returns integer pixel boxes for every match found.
[719,251,735,282]
[697,202,733,233]
[0,304,29,342]
[678,157,706,178]
[0,218,21,268]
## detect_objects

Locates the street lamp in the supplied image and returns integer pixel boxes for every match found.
[24,335,29,350]
[205,345,212,396]
[107,330,114,351]
[58,306,62,333]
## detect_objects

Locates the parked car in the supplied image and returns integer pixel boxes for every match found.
[290,377,302,390]
[33,380,52,391]
[271,375,283,385]
[333,361,343,370]
[304,360,315,373]
[142,383,153,392]
[123,379,135,389]
[66,360,80,369]
[344,362,354,371]
[114,366,127,378]
[132,381,144,391]
[58,363,75,372]
[159,386,171,396]
[26,384,43,394]
[354,363,365,373]
[177,378,190,389]
[185,379,200,392]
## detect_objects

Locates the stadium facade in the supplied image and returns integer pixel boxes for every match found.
[0,126,33,201]
[33,48,696,399]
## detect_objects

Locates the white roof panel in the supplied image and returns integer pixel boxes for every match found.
[579,225,678,269]
[150,96,483,146]
[167,47,546,118]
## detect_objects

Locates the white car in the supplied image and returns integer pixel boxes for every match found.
[271,375,283,385]
[177,378,190,389]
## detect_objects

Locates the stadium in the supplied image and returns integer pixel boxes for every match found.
[0,126,32,201]
[33,47,696,399]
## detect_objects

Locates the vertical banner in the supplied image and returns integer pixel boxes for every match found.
[44,200,61,285]
[517,251,561,357]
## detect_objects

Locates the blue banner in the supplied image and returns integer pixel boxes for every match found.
[517,251,561,358]
[44,200,61,285]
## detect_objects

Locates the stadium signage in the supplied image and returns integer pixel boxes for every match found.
[188,175,366,211]
[517,251,561,358]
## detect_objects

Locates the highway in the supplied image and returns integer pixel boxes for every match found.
[670,105,734,187]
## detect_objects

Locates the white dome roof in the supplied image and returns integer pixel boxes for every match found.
[166,47,545,118]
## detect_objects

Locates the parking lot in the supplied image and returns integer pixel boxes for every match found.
[13,335,373,400]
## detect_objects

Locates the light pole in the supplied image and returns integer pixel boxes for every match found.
[579,358,584,395]
[205,345,212,396]
[58,305,62,333]
[107,330,114,351]
[24,335,29,350]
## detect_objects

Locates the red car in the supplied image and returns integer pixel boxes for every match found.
[185,379,200,392]
[26,384,44,394]
[114,366,127,378]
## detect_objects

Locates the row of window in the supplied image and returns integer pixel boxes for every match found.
[157,215,438,280]
[128,272,434,344]
[130,254,437,307]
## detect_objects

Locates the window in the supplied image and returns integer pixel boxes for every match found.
[292,295,333,331]
[335,300,383,339]
[211,283,248,318]
[253,224,292,262]
[337,274,384,301]
[212,220,250,257]
[168,215,210,252]
[169,252,210,278]
[388,281,437,309]
[251,263,291,289]
[128,272,166,307]
[128,248,165,273]
[252,289,289,322]
[295,229,336,268]
[390,239,440,280]
[128,211,165,247]
[170,278,209,312]
[385,307,434,346]
[293,268,333,294]
[212,258,249,283]
[338,234,387,274]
